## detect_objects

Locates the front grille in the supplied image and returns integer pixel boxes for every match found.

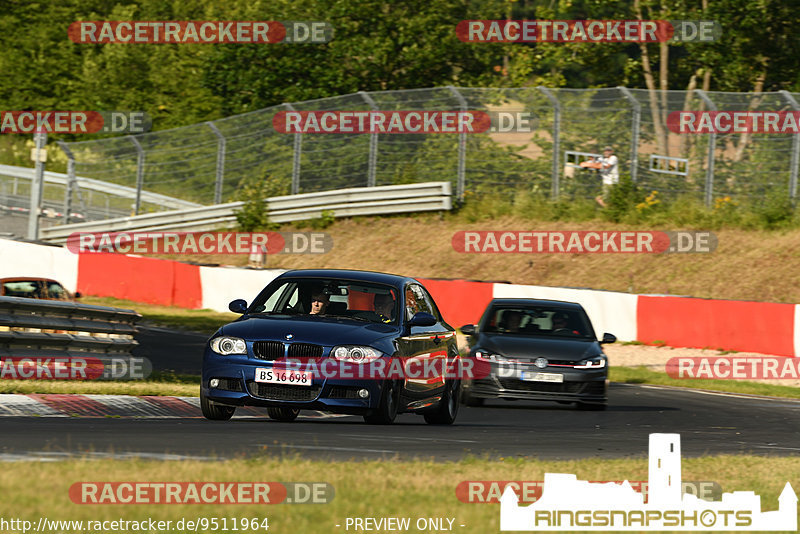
[247,382,321,401]
[328,386,362,399]
[498,378,594,394]
[211,377,244,392]
[288,343,323,358]
[253,341,285,360]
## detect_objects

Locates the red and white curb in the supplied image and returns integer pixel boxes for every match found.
[0,394,347,419]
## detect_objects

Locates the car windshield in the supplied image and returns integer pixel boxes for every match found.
[247,278,400,325]
[482,306,595,339]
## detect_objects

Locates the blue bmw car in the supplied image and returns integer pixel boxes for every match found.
[201,269,462,424]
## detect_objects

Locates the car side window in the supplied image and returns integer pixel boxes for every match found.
[405,284,432,320]
[418,286,441,322]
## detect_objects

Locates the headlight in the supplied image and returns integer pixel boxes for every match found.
[475,350,512,363]
[575,355,606,369]
[332,345,382,363]
[210,336,247,355]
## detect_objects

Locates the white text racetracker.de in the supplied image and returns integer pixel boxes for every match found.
[343,517,458,531]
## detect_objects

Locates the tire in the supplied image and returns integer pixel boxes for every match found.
[364,381,399,425]
[200,389,235,421]
[267,407,300,422]
[424,380,460,425]
[576,401,607,411]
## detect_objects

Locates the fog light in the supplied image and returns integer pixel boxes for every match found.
[358,389,369,398]
[210,378,220,388]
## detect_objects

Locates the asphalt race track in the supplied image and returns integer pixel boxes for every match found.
[2,325,798,462]
[1,384,799,462]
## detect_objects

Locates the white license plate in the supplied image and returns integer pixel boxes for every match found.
[255,367,313,386]
[520,372,564,383]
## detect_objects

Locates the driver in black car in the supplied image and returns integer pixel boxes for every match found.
[374,292,394,323]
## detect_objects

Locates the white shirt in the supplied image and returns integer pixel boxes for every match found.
[599,154,619,185]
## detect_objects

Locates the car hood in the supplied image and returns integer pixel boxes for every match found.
[221,315,398,345]
[476,333,600,362]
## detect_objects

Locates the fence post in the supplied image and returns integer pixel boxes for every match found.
[358,91,379,187]
[537,87,560,199]
[284,103,302,195]
[780,91,800,203]
[206,121,226,204]
[694,90,717,207]
[56,141,87,223]
[26,131,47,240]
[447,86,467,201]
[618,87,641,183]
[127,136,145,215]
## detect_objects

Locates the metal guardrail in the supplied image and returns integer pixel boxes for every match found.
[40,181,452,242]
[0,296,145,379]
[0,164,202,211]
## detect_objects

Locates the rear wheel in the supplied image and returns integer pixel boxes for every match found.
[267,407,300,422]
[424,381,460,425]
[364,381,399,425]
[200,390,235,421]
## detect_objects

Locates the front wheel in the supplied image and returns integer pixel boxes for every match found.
[424,381,460,425]
[364,381,399,425]
[267,407,300,422]
[200,389,235,421]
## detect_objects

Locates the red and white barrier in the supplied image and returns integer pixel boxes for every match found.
[1,238,797,356]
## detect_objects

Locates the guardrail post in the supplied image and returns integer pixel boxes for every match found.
[128,136,145,215]
[284,103,302,195]
[26,131,47,240]
[57,141,87,223]
[206,121,226,204]
[618,87,641,183]
[780,91,800,203]
[447,86,468,201]
[537,87,560,199]
[358,91,379,187]
[694,90,717,207]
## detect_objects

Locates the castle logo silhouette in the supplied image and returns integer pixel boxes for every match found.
[500,433,797,531]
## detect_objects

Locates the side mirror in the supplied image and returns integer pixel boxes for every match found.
[460,324,476,335]
[229,299,248,314]
[600,333,617,344]
[73,292,82,299]
[408,312,437,327]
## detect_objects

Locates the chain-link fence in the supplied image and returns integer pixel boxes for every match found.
[48,86,800,219]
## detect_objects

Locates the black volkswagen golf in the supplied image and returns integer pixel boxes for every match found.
[201,269,462,425]
[460,298,615,410]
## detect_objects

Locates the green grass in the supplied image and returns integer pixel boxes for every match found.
[610,366,800,399]
[0,456,797,534]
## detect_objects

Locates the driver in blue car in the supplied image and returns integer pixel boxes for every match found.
[309,291,330,315]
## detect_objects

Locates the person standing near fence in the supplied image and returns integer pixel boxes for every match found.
[595,145,619,208]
